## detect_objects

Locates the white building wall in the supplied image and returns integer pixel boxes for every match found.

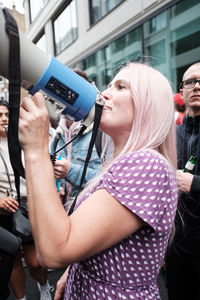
[24,0,172,66]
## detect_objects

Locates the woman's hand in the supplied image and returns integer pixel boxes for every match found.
[0,196,19,213]
[19,92,50,156]
[54,268,69,300]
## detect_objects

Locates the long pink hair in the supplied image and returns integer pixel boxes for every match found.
[102,62,177,171]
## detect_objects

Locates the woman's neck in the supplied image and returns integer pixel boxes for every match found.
[112,134,129,157]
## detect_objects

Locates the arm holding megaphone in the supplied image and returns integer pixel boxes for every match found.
[19,92,70,262]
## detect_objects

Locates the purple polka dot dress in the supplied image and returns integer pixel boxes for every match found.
[64,150,178,299]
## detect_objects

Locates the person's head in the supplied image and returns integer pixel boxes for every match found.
[174,93,185,113]
[0,99,9,138]
[180,62,200,117]
[100,62,176,169]
[72,69,92,83]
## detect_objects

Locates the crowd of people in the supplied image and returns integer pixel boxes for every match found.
[0,60,200,300]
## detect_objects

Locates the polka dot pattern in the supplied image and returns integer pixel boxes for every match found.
[64,150,177,299]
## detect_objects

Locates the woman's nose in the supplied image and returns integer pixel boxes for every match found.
[101,89,111,101]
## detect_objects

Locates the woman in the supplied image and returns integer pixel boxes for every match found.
[18,62,178,299]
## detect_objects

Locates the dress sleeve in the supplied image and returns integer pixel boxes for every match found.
[103,150,177,231]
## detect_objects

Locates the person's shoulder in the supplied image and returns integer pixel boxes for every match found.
[176,122,184,133]
[116,149,165,163]
[176,115,188,132]
[110,150,167,174]
[176,122,186,143]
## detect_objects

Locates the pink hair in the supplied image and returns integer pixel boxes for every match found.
[102,62,177,170]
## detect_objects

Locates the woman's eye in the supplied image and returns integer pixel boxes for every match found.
[118,84,126,90]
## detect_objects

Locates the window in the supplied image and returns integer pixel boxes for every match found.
[143,1,200,90]
[111,36,126,54]
[148,40,166,65]
[126,28,141,46]
[101,68,112,85]
[170,0,199,17]
[53,0,78,55]
[149,11,167,34]
[89,0,124,25]
[83,53,96,70]
[29,0,46,22]
[73,26,142,90]
[171,18,200,56]
[73,0,200,92]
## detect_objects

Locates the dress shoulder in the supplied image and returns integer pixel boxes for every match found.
[101,150,177,231]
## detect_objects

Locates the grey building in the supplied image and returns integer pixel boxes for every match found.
[24,0,200,91]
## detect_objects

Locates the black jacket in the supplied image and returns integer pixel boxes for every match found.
[174,115,200,253]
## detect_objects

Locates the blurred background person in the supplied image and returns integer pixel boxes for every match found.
[0,226,21,300]
[174,92,186,125]
[0,99,52,300]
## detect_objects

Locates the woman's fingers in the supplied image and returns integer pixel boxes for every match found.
[19,93,50,152]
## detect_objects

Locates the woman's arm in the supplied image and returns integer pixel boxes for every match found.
[19,93,143,268]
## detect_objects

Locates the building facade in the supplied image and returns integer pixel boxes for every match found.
[24,0,200,91]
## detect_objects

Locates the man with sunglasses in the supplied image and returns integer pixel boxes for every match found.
[166,62,200,300]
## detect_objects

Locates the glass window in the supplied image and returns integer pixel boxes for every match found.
[143,1,200,91]
[83,53,96,70]
[104,46,111,62]
[53,0,78,55]
[111,36,126,54]
[73,0,200,92]
[149,11,167,34]
[29,0,45,22]
[74,26,142,91]
[101,68,112,85]
[89,0,124,25]
[148,40,166,65]
[170,0,199,17]
[126,28,141,46]
[171,28,200,57]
